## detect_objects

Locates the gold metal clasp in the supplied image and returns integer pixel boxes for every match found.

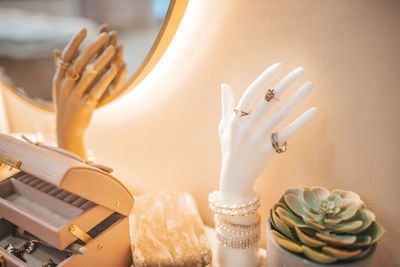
[69,224,92,244]
[0,152,21,170]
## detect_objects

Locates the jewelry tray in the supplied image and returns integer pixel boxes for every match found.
[0,172,113,250]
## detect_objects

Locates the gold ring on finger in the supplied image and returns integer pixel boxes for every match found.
[234,109,251,117]
[264,88,279,102]
[56,58,71,70]
[66,67,80,81]
[271,132,287,153]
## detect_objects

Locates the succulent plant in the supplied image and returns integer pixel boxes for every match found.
[270,186,384,264]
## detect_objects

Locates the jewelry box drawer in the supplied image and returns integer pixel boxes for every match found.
[0,172,114,250]
[0,214,131,267]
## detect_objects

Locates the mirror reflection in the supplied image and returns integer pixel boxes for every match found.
[0,0,170,106]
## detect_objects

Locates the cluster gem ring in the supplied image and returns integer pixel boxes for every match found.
[264,88,279,102]
[85,64,98,75]
[233,109,251,117]
[271,132,287,153]
[56,58,71,70]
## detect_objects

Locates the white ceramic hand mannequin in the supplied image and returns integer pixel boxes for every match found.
[217,63,317,267]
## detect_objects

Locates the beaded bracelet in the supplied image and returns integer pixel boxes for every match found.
[208,191,260,217]
[214,213,261,230]
[214,213,261,236]
[216,228,261,249]
[216,222,260,236]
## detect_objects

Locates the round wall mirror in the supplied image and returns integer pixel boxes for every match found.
[0,0,185,110]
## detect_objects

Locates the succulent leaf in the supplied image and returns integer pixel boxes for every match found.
[304,208,324,223]
[273,211,295,241]
[276,207,307,228]
[316,232,356,246]
[295,227,326,247]
[322,246,361,260]
[273,202,288,211]
[285,194,308,217]
[303,189,319,210]
[331,189,364,209]
[348,209,375,233]
[284,187,305,201]
[302,245,337,264]
[270,208,277,229]
[302,215,326,230]
[271,229,303,253]
[360,221,385,244]
[324,206,357,225]
[352,235,372,247]
[335,220,363,233]
[310,186,330,202]
[351,246,373,260]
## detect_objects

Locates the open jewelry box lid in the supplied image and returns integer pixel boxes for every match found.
[0,133,133,216]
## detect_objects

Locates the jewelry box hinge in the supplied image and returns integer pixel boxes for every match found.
[0,152,22,171]
[69,224,92,244]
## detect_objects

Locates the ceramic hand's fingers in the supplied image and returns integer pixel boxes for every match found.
[277,107,317,143]
[259,81,313,137]
[73,45,116,98]
[114,45,124,68]
[53,28,86,91]
[87,64,118,108]
[108,31,118,47]
[219,83,236,132]
[236,63,282,112]
[248,67,304,127]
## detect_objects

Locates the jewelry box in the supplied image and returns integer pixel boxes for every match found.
[0,134,134,267]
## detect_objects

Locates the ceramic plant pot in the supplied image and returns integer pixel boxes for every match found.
[266,219,375,267]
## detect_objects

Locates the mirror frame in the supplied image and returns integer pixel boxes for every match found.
[0,0,189,112]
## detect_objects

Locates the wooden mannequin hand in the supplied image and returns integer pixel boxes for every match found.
[52,25,127,158]
[218,63,317,203]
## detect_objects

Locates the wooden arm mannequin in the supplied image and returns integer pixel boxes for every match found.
[53,25,127,158]
[217,63,316,266]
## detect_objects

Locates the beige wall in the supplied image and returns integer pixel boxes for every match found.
[3,0,399,265]
[85,0,399,265]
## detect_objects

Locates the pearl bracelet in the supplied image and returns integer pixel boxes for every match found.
[216,222,260,236]
[214,213,261,237]
[214,213,261,230]
[208,191,260,217]
[216,228,261,249]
